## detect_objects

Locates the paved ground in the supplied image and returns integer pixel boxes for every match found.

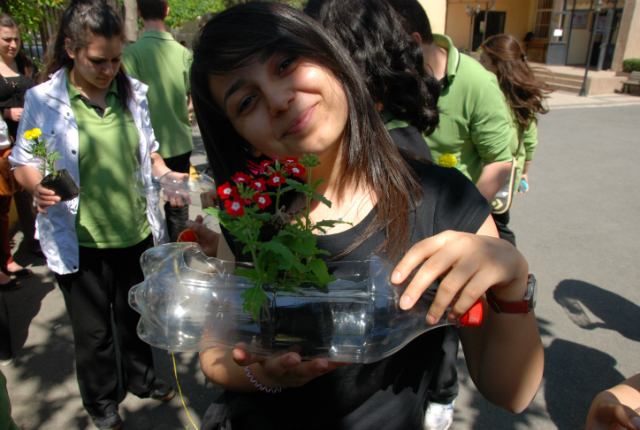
[2,90,640,429]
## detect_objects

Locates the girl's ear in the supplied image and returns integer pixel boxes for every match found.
[250,147,262,157]
[64,38,75,59]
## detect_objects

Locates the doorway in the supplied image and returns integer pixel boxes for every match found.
[472,11,506,52]
[547,11,572,65]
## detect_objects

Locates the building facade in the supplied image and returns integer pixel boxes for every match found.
[419,0,640,72]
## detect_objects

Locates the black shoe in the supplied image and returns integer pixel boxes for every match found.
[91,411,122,430]
[149,382,175,402]
[2,267,34,278]
[0,278,21,292]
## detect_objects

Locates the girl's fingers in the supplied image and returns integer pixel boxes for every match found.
[423,255,484,323]
[262,352,303,376]
[399,233,476,313]
[231,345,267,366]
[445,269,495,321]
[392,232,449,285]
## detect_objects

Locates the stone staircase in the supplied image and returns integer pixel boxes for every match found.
[534,68,583,94]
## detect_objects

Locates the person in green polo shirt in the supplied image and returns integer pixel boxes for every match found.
[11,2,185,429]
[122,0,193,242]
[387,2,518,429]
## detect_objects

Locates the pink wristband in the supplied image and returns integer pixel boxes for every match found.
[244,366,285,394]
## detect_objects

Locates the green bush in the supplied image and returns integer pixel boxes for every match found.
[623,58,640,73]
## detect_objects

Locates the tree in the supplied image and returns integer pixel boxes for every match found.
[0,0,65,64]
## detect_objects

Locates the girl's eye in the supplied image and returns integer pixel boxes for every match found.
[238,95,255,114]
[278,57,296,74]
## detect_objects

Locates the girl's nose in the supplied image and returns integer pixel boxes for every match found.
[104,63,115,76]
[265,83,294,117]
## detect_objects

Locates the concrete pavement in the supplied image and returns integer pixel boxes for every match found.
[2,90,640,429]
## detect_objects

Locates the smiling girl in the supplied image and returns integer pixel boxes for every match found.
[189,3,544,430]
[9,1,183,429]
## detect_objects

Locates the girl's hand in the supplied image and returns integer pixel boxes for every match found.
[34,183,60,214]
[199,190,219,209]
[185,215,220,257]
[162,171,190,206]
[392,230,528,324]
[232,345,350,389]
[4,107,22,122]
[587,391,640,430]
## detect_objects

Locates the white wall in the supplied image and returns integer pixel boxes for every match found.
[567,27,591,64]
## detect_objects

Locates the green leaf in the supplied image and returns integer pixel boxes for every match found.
[260,241,306,271]
[285,180,308,193]
[239,284,268,319]
[306,259,335,286]
[310,193,332,208]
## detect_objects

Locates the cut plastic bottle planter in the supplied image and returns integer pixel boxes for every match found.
[129,243,483,364]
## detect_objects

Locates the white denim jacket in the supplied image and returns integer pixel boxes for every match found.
[9,69,166,275]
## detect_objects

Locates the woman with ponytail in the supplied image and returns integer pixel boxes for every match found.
[480,33,551,246]
[9,1,182,428]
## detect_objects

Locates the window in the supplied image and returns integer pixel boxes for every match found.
[534,0,555,38]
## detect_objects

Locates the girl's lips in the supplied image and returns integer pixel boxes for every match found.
[283,104,317,137]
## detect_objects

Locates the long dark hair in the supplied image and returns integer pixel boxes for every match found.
[191,2,422,259]
[44,0,131,109]
[305,0,440,136]
[0,13,37,80]
[481,34,551,130]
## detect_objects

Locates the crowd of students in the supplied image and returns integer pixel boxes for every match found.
[0,0,638,430]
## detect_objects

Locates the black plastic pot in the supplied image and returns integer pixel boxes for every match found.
[40,169,79,201]
[259,299,336,357]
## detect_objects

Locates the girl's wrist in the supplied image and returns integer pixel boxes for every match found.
[244,364,285,393]
[154,170,174,184]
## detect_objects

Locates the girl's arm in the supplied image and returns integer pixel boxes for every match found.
[586,374,640,430]
[392,216,544,413]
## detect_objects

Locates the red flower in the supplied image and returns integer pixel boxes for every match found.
[217,182,237,200]
[232,172,250,184]
[224,197,245,216]
[272,155,280,160]
[285,164,306,178]
[267,171,284,186]
[249,178,267,192]
[283,157,299,164]
[253,193,272,209]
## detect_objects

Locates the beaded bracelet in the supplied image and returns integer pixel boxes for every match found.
[244,366,285,394]
[153,170,174,184]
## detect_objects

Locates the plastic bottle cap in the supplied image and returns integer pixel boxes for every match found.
[459,300,483,327]
[177,229,198,243]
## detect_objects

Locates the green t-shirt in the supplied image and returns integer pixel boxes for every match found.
[122,31,193,159]
[428,34,514,183]
[67,70,151,248]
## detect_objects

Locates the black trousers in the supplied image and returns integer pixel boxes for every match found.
[492,210,516,247]
[0,292,12,361]
[163,151,192,242]
[426,326,459,405]
[55,236,159,417]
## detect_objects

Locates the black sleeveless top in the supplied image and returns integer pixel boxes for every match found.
[0,72,36,140]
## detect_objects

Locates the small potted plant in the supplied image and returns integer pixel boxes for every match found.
[24,128,79,201]
[203,154,347,349]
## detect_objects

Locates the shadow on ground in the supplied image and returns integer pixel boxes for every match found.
[554,279,640,342]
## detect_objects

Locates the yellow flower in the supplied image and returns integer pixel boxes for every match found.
[24,128,42,141]
[438,153,457,168]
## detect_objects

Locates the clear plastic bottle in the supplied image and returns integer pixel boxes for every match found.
[129,243,483,364]
[132,168,216,206]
